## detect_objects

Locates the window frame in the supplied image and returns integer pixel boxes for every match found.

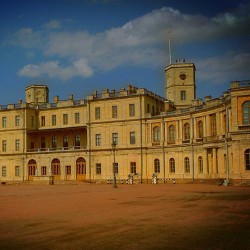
[181,90,186,101]
[153,126,161,142]
[96,134,101,146]
[95,107,100,120]
[243,101,250,125]
[184,157,190,173]
[75,112,80,124]
[96,163,102,175]
[129,104,135,117]
[2,117,7,128]
[245,149,250,170]
[169,158,175,173]
[112,133,118,145]
[15,139,20,151]
[154,159,160,173]
[198,156,203,173]
[112,105,118,118]
[130,162,136,174]
[130,131,136,145]
[63,114,68,125]
[15,115,20,127]
[52,114,56,126]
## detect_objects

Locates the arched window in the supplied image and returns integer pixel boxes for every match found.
[245,149,250,170]
[168,125,175,143]
[154,159,160,173]
[153,126,160,142]
[197,121,203,139]
[76,157,86,175]
[243,101,250,125]
[169,158,175,173]
[198,156,203,173]
[184,123,190,140]
[51,158,60,175]
[184,157,190,173]
[28,159,37,176]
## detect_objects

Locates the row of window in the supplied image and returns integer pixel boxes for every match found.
[152,115,220,143]
[41,112,80,127]
[1,115,21,128]
[2,149,250,177]
[1,139,20,152]
[153,157,203,174]
[1,166,20,177]
[95,103,135,120]
[96,132,135,146]
[31,135,81,150]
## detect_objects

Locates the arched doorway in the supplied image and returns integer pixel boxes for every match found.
[51,158,61,180]
[28,159,37,181]
[76,157,86,180]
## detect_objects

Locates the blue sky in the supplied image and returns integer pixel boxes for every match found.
[1,0,250,104]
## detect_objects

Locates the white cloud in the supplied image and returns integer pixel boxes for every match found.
[17,58,93,80]
[14,4,250,82]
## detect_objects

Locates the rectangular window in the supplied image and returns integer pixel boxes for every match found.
[31,116,34,127]
[63,136,68,149]
[112,133,118,145]
[52,115,56,126]
[41,166,46,176]
[75,135,81,148]
[75,113,80,124]
[147,104,150,113]
[41,137,46,149]
[15,139,20,151]
[15,115,20,126]
[15,166,20,176]
[96,134,101,146]
[2,117,7,128]
[2,140,6,152]
[66,166,71,175]
[95,107,100,120]
[130,162,136,174]
[181,90,186,100]
[130,131,136,144]
[2,166,6,177]
[210,114,217,136]
[52,136,57,149]
[112,105,118,118]
[41,116,45,127]
[96,163,101,175]
[63,114,68,125]
[129,104,135,117]
[114,162,118,174]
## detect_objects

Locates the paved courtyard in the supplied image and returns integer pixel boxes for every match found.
[0,183,250,249]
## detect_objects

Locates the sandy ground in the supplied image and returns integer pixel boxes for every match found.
[0,183,250,250]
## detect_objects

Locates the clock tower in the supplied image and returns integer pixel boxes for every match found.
[25,84,49,104]
[165,60,196,108]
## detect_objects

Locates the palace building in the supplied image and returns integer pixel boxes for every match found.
[0,60,250,184]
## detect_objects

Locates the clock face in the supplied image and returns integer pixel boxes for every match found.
[35,91,43,98]
[179,73,186,80]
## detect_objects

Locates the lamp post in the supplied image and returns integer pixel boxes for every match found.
[111,142,117,188]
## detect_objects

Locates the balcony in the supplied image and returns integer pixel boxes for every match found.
[27,146,87,153]
[239,125,250,131]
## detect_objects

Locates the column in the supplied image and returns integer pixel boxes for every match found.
[213,148,217,176]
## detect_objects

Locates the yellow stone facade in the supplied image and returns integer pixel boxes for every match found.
[0,62,250,184]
